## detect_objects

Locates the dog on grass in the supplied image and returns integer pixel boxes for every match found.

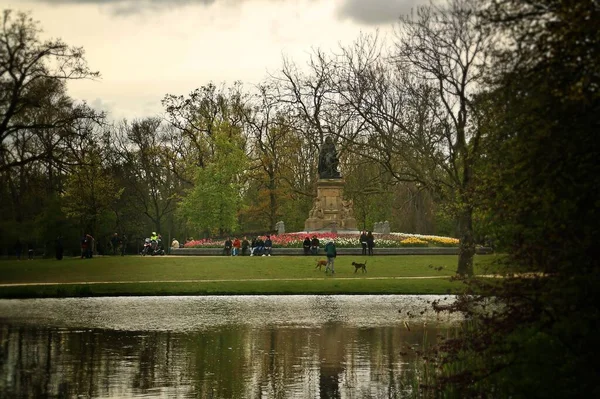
[316,259,328,270]
[352,261,367,273]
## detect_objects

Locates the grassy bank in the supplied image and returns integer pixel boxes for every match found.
[0,254,500,298]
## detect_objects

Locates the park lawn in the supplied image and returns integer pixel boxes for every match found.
[0,254,502,298]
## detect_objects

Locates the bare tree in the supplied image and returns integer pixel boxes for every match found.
[331,0,492,275]
[0,10,102,173]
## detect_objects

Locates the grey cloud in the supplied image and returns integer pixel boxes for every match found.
[31,0,219,16]
[31,0,424,23]
[336,0,425,25]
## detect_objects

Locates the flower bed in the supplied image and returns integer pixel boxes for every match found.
[184,233,459,249]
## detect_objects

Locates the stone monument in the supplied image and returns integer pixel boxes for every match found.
[275,221,285,235]
[304,136,357,231]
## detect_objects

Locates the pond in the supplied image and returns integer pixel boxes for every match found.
[0,295,459,398]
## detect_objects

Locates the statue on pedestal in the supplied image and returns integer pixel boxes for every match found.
[318,136,341,179]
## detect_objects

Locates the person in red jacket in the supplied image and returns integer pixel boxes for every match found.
[232,237,241,256]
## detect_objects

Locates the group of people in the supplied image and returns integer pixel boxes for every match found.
[13,239,34,260]
[302,235,321,255]
[80,233,95,258]
[110,233,127,256]
[224,236,273,256]
[359,231,375,256]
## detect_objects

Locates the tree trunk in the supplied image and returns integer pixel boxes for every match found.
[457,206,475,276]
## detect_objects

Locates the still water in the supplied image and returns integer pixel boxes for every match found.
[0,295,458,398]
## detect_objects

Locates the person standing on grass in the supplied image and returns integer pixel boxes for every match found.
[14,239,22,260]
[81,234,88,258]
[367,231,375,256]
[120,235,127,256]
[85,234,95,258]
[27,241,34,259]
[360,231,368,255]
[55,235,64,260]
[111,233,119,255]
[324,240,337,274]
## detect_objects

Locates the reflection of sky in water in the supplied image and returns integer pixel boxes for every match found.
[0,295,460,331]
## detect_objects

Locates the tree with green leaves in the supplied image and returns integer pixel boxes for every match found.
[62,149,123,237]
[178,122,248,236]
[429,0,600,396]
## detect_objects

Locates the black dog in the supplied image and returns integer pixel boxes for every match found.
[352,261,367,273]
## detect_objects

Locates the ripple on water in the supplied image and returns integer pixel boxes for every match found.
[0,295,461,332]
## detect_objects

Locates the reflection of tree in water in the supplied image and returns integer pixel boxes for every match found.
[0,317,443,398]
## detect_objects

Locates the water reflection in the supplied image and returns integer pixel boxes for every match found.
[0,295,457,398]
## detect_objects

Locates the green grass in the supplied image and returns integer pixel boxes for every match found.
[0,254,502,298]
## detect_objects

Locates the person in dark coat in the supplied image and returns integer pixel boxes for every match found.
[14,239,22,260]
[324,241,337,274]
[360,231,368,255]
[366,231,375,256]
[264,235,272,256]
[55,236,64,260]
[241,237,250,256]
[303,236,311,255]
[311,236,320,255]
[224,237,232,256]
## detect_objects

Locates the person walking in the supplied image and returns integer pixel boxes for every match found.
[324,240,337,274]
[111,233,119,255]
[360,231,368,255]
[367,231,375,256]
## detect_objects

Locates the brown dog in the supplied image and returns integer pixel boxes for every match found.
[316,259,327,270]
[352,261,367,273]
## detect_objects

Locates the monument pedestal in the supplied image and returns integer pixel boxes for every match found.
[304,179,357,231]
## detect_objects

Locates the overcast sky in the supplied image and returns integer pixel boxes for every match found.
[2,0,422,120]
